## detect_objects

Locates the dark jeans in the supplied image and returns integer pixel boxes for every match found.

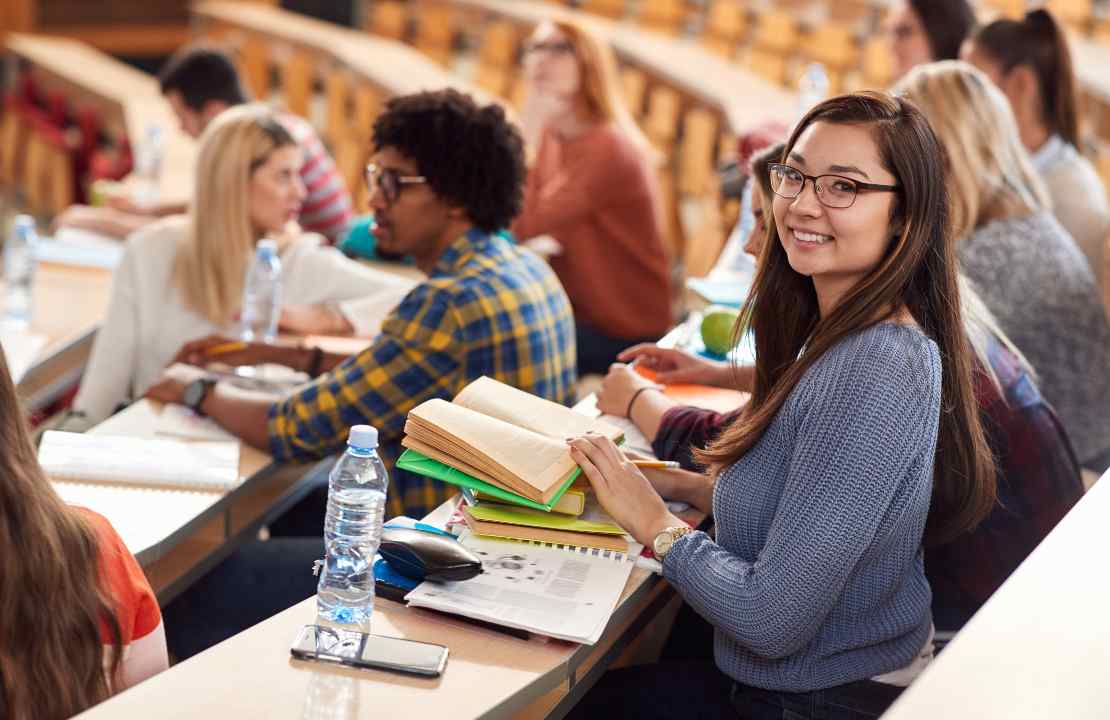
[566,661,903,720]
[576,322,659,376]
[163,537,323,660]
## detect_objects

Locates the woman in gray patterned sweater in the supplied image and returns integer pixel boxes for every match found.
[899,61,1110,472]
[566,93,997,719]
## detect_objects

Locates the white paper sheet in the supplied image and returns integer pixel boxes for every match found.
[38,431,241,491]
[404,531,639,644]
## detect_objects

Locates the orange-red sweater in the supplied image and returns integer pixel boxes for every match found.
[513,123,672,340]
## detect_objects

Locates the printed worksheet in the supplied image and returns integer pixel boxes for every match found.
[404,531,640,644]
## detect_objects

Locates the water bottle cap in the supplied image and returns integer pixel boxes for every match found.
[13,215,34,233]
[256,239,278,259]
[348,425,378,450]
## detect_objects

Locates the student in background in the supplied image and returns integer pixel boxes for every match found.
[898,61,1110,473]
[71,105,412,425]
[886,0,976,80]
[0,346,166,720]
[568,92,997,718]
[56,45,354,244]
[146,89,577,522]
[512,19,672,375]
[710,129,788,277]
[963,9,1110,287]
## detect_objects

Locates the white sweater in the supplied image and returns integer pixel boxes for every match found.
[74,216,416,423]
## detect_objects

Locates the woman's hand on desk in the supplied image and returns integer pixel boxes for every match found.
[568,433,683,547]
[617,345,732,387]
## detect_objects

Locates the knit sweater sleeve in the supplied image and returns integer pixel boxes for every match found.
[662,329,940,659]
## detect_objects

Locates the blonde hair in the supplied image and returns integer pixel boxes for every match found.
[537,18,653,155]
[172,104,296,325]
[893,60,1050,241]
[961,274,1036,390]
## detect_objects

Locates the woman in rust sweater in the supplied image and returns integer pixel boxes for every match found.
[513,18,672,375]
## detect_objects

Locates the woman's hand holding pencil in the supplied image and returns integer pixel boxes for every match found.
[172,333,273,368]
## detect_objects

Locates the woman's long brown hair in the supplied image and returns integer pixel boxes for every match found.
[0,346,122,719]
[697,92,996,545]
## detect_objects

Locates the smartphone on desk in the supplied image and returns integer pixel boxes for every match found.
[290,625,449,677]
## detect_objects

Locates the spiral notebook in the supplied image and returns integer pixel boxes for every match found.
[404,530,640,644]
[38,431,241,492]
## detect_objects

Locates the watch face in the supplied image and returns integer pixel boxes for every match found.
[653,532,674,558]
[182,380,206,409]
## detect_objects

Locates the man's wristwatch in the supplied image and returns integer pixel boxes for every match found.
[182,378,217,416]
[652,526,694,560]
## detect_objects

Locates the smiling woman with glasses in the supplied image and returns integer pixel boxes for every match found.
[565,91,997,720]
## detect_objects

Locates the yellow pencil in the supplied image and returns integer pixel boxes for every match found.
[630,459,680,469]
[204,341,248,357]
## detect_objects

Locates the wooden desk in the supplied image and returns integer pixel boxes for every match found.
[882,468,1110,719]
[5,33,196,206]
[74,510,691,720]
[12,261,112,412]
[446,0,797,137]
[76,390,705,719]
[193,1,493,103]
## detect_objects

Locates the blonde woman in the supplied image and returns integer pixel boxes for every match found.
[512,18,671,374]
[73,105,413,424]
[896,61,1110,472]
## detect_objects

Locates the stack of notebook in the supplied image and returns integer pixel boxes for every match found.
[398,376,634,551]
[398,376,623,511]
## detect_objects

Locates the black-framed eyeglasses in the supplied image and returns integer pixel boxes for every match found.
[365,163,427,205]
[768,163,900,209]
[522,39,575,57]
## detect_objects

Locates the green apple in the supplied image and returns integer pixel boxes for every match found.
[700,307,740,356]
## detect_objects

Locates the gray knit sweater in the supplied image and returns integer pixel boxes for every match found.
[959,211,1110,466]
[662,323,940,692]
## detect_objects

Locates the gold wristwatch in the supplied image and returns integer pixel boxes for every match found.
[652,526,694,560]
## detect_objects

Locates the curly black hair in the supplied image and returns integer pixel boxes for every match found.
[372,89,526,233]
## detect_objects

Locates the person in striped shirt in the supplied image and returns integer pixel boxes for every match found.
[56,45,354,244]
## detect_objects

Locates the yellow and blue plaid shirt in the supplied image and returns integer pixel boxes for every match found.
[268,229,577,518]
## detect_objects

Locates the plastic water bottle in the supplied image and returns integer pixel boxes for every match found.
[239,239,282,343]
[4,215,37,327]
[797,62,830,117]
[316,425,389,635]
[131,124,164,210]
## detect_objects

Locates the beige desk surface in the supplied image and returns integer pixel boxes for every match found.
[448,0,798,136]
[193,2,495,105]
[6,33,196,205]
[14,262,112,409]
[77,389,699,718]
[882,468,1110,719]
[75,525,672,720]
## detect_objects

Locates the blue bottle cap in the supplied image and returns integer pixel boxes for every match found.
[348,424,378,450]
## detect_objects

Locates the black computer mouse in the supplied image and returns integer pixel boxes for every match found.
[379,527,483,583]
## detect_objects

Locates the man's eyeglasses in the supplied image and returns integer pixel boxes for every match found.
[365,163,427,205]
[768,163,900,209]
[522,40,575,57]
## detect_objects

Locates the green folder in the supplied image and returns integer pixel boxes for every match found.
[396,448,579,513]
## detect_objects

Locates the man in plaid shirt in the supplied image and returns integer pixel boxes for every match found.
[148,89,577,519]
